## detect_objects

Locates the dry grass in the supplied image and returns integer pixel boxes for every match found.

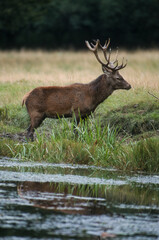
[0,49,158,86]
[0,50,97,86]
[123,50,159,90]
[0,49,159,106]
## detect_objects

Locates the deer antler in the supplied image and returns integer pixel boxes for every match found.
[85,39,107,66]
[85,39,127,71]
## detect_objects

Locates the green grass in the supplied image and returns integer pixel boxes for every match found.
[0,80,37,106]
[100,100,159,137]
[125,137,159,172]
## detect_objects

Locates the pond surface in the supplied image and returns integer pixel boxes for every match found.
[0,157,159,240]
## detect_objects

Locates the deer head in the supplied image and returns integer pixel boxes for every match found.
[85,39,131,90]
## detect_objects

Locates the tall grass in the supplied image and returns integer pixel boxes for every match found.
[1,112,158,172]
[4,116,122,166]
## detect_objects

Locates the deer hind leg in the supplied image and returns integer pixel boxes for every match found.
[27,112,45,141]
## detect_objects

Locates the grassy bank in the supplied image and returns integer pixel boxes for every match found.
[0,50,159,172]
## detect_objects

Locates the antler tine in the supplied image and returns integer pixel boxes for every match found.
[85,39,107,66]
[121,59,128,69]
[114,58,127,71]
[99,38,110,50]
[110,61,119,71]
[99,38,111,62]
[85,39,100,52]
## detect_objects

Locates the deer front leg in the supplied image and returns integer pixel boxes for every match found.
[27,125,34,141]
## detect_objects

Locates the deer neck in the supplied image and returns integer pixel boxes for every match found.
[89,74,113,108]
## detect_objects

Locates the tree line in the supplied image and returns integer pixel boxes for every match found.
[0,0,159,49]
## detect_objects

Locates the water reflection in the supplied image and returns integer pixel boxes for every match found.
[17,181,159,215]
[0,158,159,239]
[18,182,110,215]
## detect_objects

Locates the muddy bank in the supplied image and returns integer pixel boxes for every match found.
[0,132,27,142]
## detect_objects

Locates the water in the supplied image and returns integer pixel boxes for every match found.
[0,157,159,240]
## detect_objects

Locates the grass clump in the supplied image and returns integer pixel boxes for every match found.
[99,100,159,137]
[125,137,159,172]
[0,139,17,157]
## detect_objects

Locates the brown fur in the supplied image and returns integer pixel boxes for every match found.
[23,72,131,141]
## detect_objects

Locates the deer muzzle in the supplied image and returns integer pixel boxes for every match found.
[126,83,131,90]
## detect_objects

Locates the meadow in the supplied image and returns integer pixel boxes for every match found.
[0,49,159,172]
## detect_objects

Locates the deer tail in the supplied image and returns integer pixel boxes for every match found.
[22,91,31,107]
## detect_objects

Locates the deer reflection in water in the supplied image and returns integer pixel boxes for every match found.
[17,181,111,215]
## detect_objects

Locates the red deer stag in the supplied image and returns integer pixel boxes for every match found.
[22,39,131,140]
